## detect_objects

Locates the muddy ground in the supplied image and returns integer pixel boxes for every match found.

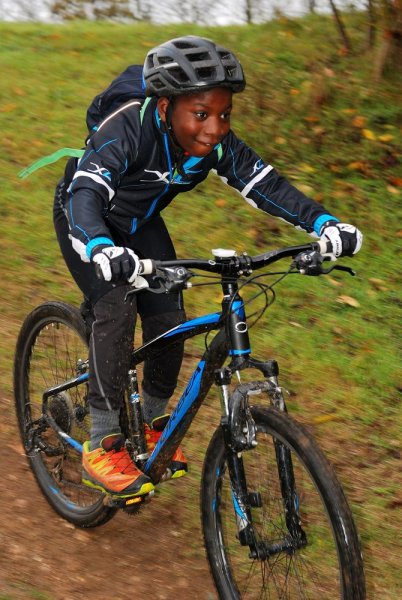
[0,393,218,600]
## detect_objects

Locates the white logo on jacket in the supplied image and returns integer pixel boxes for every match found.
[250,159,264,177]
[87,162,112,180]
[140,169,171,184]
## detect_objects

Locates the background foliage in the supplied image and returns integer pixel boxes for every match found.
[0,12,401,598]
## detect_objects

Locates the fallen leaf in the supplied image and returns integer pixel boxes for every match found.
[362,128,376,141]
[246,228,258,240]
[0,103,17,113]
[336,295,360,308]
[387,185,400,195]
[12,87,26,96]
[297,184,314,195]
[379,134,394,142]
[388,177,402,187]
[215,199,226,208]
[352,115,366,128]
[312,126,326,135]
[368,278,388,291]
[347,161,369,173]
[328,277,342,287]
[299,163,316,173]
[313,413,339,424]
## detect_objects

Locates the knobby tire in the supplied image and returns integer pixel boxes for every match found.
[201,405,365,599]
[13,301,116,527]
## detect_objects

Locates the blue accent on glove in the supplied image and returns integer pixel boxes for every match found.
[313,214,340,235]
[86,237,114,260]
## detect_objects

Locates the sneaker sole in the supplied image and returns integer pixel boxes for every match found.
[82,476,155,498]
[171,469,187,479]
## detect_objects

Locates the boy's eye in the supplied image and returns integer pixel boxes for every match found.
[194,110,232,120]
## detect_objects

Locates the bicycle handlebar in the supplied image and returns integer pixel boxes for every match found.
[139,239,331,277]
[127,239,354,298]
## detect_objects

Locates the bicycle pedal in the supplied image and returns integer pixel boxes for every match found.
[103,490,154,509]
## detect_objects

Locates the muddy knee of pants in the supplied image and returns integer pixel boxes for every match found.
[141,310,186,399]
[88,285,136,411]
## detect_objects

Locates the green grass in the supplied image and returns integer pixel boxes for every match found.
[1,13,401,598]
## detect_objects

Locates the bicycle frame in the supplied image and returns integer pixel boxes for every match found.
[40,309,226,461]
[41,276,269,483]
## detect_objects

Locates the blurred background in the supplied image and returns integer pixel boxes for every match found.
[0,1,401,598]
[0,0,370,24]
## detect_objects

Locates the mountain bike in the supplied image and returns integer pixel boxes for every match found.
[14,239,366,599]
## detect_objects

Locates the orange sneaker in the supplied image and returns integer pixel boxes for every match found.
[82,434,154,498]
[145,415,188,479]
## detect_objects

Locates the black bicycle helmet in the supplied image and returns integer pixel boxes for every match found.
[143,35,246,97]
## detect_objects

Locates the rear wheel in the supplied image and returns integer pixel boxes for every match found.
[14,301,116,527]
[201,405,365,599]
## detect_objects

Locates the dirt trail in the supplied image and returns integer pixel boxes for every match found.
[0,401,217,600]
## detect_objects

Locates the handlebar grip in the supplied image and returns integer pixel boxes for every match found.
[317,238,332,255]
[139,259,155,275]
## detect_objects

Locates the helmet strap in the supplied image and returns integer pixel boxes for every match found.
[162,98,186,172]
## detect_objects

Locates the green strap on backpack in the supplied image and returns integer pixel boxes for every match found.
[18,147,84,179]
[19,64,148,179]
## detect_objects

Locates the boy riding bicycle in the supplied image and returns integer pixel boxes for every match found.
[53,35,362,500]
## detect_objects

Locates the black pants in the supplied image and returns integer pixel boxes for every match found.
[53,184,185,411]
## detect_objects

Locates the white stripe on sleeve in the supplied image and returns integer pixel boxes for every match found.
[71,171,115,201]
[97,100,141,131]
[241,165,274,199]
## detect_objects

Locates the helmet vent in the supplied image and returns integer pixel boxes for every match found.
[196,67,216,80]
[219,51,231,60]
[173,40,196,50]
[168,67,190,83]
[158,55,175,65]
[188,51,210,63]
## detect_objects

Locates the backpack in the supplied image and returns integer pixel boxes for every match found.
[19,64,147,178]
[86,64,146,132]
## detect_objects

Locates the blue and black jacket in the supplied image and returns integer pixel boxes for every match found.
[60,96,338,260]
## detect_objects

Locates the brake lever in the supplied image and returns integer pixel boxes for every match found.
[321,264,356,276]
[124,266,193,302]
[293,250,356,277]
[124,279,166,302]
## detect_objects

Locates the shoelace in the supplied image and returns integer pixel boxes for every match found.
[105,447,138,475]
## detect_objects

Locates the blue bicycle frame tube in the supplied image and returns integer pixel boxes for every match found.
[39,298,249,475]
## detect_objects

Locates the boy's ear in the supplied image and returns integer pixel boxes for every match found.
[157,97,170,123]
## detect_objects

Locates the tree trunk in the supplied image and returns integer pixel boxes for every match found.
[373,0,402,80]
[245,0,253,24]
[328,0,352,51]
[367,0,376,49]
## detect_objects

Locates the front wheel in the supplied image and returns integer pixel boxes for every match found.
[13,301,116,527]
[201,406,365,599]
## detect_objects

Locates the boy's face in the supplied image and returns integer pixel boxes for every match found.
[158,87,233,157]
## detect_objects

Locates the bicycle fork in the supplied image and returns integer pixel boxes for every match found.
[215,366,307,560]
